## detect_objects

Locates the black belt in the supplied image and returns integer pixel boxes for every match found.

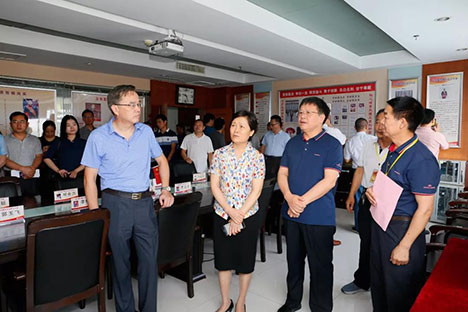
[103,188,152,200]
[391,215,412,222]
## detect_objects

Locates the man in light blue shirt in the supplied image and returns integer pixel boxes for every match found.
[82,85,174,312]
[260,115,290,180]
[0,134,7,169]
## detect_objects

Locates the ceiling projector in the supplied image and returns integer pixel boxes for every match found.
[148,35,184,57]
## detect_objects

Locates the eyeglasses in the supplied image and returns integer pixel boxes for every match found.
[113,102,142,109]
[296,110,319,117]
[11,120,27,124]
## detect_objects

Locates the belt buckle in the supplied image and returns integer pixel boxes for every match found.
[131,192,142,200]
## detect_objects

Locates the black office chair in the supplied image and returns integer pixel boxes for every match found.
[4,208,110,312]
[258,178,276,262]
[157,191,202,298]
[54,175,84,191]
[0,177,22,197]
[170,160,197,185]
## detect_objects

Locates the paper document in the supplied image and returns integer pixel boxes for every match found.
[370,171,403,231]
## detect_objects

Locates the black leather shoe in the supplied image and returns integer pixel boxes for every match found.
[218,299,233,312]
[277,303,301,312]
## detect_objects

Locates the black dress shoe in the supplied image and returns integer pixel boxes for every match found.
[218,299,233,312]
[277,303,301,312]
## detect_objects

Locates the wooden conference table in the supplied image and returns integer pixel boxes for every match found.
[411,237,468,312]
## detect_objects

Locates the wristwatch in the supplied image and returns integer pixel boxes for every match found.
[161,186,171,192]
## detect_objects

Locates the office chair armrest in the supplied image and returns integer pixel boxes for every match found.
[13,271,26,281]
[426,242,446,252]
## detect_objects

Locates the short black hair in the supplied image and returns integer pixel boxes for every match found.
[421,108,435,125]
[386,96,423,132]
[299,97,330,124]
[354,118,368,131]
[82,109,94,117]
[60,115,81,139]
[107,85,136,113]
[9,111,28,122]
[41,120,56,137]
[155,114,167,122]
[231,110,258,139]
[203,113,215,124]
[214,117,225,130]
[376,108,385,118]
[270,115,282,127]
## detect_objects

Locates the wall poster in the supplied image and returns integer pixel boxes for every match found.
[254,92,271,139]
[389,78,418,99]
[279,82,375,138]
[0,86,56,136]
[234,93,251,113]
[426,72,463,148]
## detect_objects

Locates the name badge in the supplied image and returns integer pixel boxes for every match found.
[11,169,40,178]
[54,188,79,203]
[174,182,192,196]
[71,196,88,212]
[0,197,9,208]
[0,205,24,226]
[149,178,161,193]
[370,169,379,183]
[192,172,207,183]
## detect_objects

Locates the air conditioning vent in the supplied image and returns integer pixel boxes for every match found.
[0,51,26,61]
[176,62,205,74]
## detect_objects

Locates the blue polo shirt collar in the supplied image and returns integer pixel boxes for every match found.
[302,129,326,142]
[389,135,418,154]
[106,117,144,136]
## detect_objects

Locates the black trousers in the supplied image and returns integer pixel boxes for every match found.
[352,195,372,290]
[284,219,335,312]
[370,219,425,312]
[102,192,158,312]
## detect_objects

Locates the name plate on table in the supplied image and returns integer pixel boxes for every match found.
[54,188,79,203]
[0,205,24,226]
[192,172,207,183]
[71,196,88,212]
[0,197,9,208]
[11,169,40,178]
[174,182,192,196]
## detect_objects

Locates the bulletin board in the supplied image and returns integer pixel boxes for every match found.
[254,91,271,139]
[0,85,56,136]
[279,82,376,138]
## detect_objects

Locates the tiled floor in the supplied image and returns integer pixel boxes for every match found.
[61,208,373,311]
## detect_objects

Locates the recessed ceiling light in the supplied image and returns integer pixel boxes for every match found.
[456,48,468,52]
[413,34,420,40]
[434,16,450,22]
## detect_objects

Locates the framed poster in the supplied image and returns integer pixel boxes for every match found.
[0,85,56,136]
[176,86,195,105]
[426,72,463,148]
[254,92,271,139]
[389,78,418,100]
[72,91,108,128]
[279,82,375,138]
[234,93,251,112]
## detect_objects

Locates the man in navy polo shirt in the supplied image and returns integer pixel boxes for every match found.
[366,96,440,312]
[82,85,174,312]
[277,97,342,312]
[154,113,178,162]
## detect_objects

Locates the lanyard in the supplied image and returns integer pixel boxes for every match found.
[374,143,388,165]
[385,138,418,175]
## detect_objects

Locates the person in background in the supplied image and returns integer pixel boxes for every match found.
[0,134,7,170]
[40,120,59,153]
[277,97,342,312]
[366,97,440,311]
[154,114,178,163]
[211,110,265,312]
[5,112,43,195]
[341,109,391,295]
[176,123,186,146]
[415,108,449,159]
[39,120,59,196]
[82,84,174,312]
[181,119,214,173]
[323,116,346,145]
[260,115,290,179]
[209,117,226,150]
[344,118,376,232]
[43,115,86,183]
[79,109,96,140]
[203,113,216,136]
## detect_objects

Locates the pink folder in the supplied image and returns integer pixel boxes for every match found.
[370,171,403,231]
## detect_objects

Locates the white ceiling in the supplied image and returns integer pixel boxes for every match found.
[0,0,467,87]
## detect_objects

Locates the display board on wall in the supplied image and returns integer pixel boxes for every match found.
[279,82,375,138]
[254,92,271,139]
[0,86,56,136]
[389,78,418,100]
[72,91,145,128]
[234,93,251,113]
[426,72,463,148]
